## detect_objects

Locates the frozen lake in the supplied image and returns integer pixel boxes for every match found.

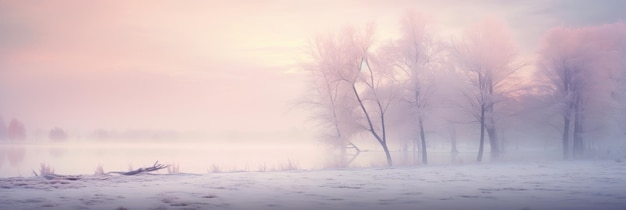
[0,140,324,177]
[0,139,563,178]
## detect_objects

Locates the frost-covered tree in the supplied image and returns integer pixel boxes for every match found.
[303,30,362,167]
[305,24,399,166]
[538,27,592,159]
[452,18,523,161]
[344,24,399,166]
[538,23,626,159]
[383,11,443,164]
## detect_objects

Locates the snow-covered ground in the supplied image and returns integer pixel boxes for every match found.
[1,160,625,210]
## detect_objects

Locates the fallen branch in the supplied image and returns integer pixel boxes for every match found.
[106,161,170,176]
[33,161,171,180]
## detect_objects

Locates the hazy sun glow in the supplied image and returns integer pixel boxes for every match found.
[2,0,622,134]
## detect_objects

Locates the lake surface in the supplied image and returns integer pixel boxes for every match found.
[0,139,560,178]
[0,139,324,177]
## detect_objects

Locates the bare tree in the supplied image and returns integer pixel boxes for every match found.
[305,24,399,166]
[384,11,443,164]
[538,23,626,159]
[452,18,523,162]
[538,27,588,159]
[345,24,398,166]
[302,32,362,167]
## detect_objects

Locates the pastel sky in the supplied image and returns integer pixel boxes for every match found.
[0,0,624,136]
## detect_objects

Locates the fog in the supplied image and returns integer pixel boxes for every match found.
[2,0,626,178]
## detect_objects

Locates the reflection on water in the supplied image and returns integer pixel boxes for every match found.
[0,145,26,168]
[48,147,67,158]
[0,140,561,178]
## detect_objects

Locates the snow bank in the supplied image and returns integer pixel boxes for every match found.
[1,160,625,210]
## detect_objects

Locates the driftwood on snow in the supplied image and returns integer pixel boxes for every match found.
[106,161,170,175]
[34,161,170,180]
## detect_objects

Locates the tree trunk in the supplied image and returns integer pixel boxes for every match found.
[499,130,506,155]
[419,117,427,164]
[573,102,584,158]
[413,133,418,163]
[573,119,583,158]
[562,117,571,159]
[351,84,393,166]
[485,86,499,158]
[486,123,500,159]
[450,124,459,154]
[477,105,486,162]
[380,141,393,166]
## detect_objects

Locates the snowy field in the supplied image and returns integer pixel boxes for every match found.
[1,160,626,210]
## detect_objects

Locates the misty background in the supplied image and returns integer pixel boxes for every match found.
[1,0,626,176]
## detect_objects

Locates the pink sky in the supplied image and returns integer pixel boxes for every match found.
[0,0,624,137]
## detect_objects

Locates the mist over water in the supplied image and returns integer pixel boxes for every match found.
[0,139,324,177]
[0,137,567,178]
